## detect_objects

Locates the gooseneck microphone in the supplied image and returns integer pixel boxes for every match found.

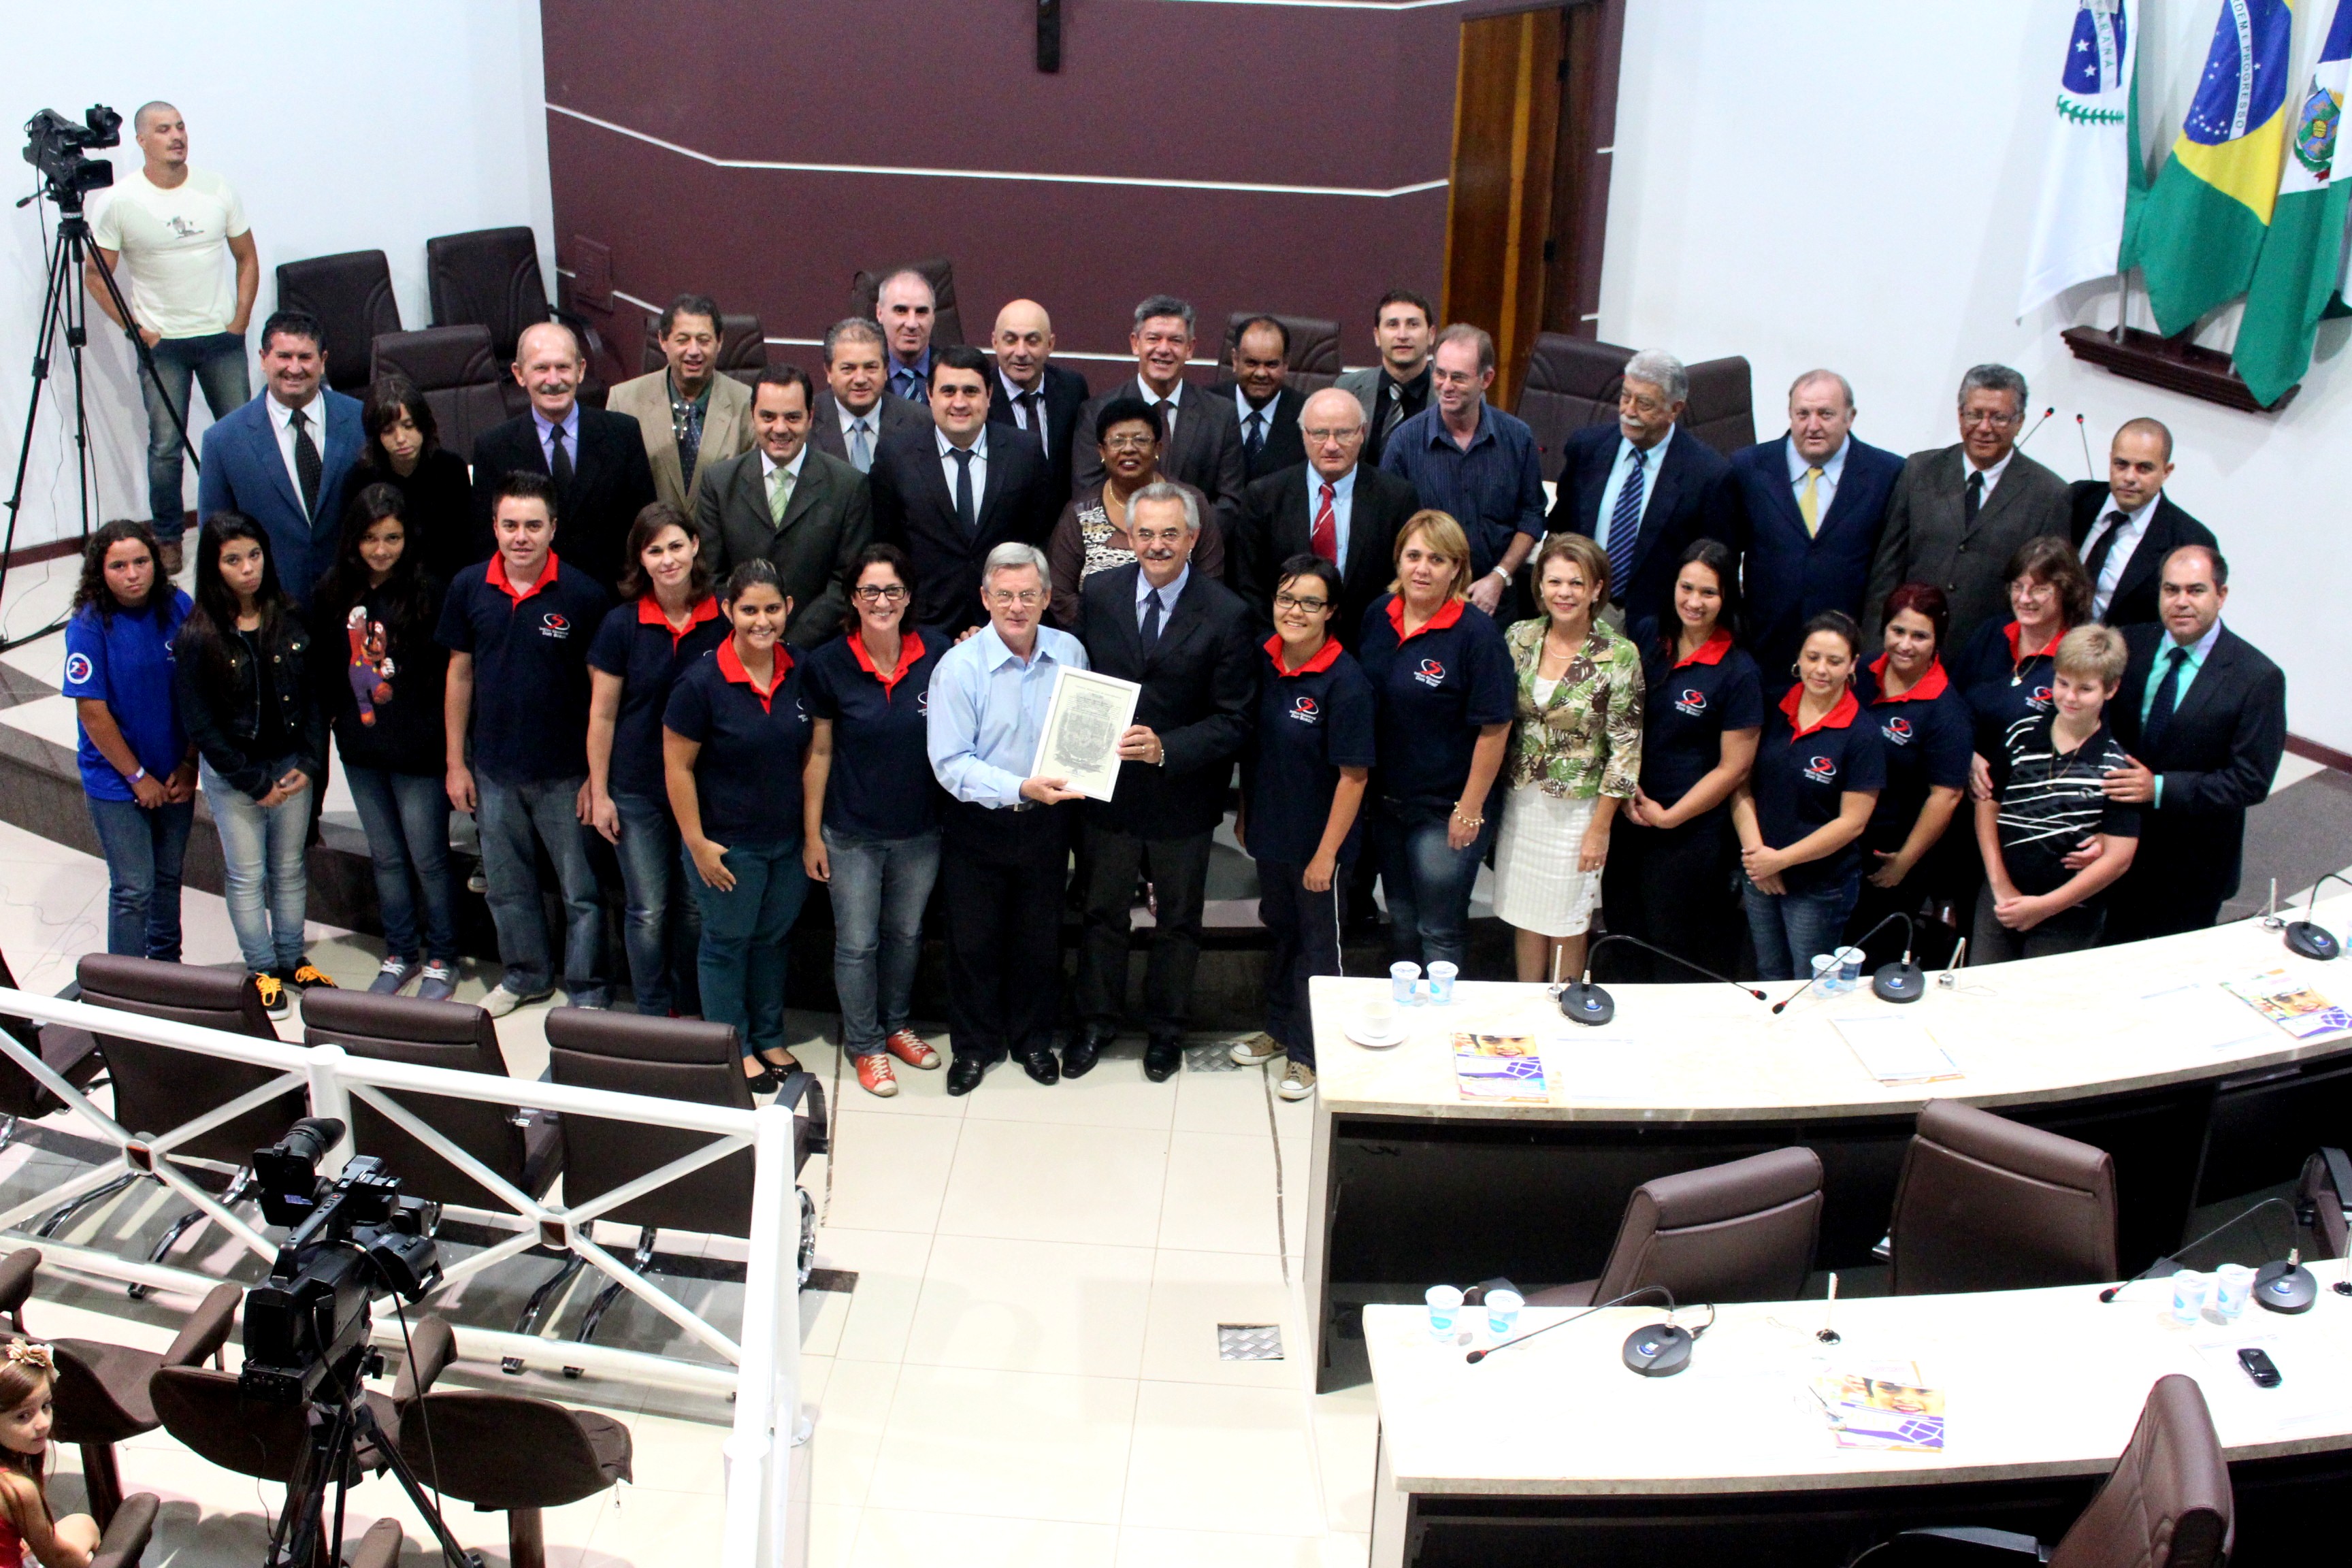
[2283,872,2352,962]
[2097,1196,2293,1303]
[1769,913,1923,1014]
[1556,934,1767,1027]
[2017,406,2057,448]
[1466,1285,1674,1364]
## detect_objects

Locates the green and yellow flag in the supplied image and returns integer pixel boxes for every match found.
[2235,0,2352,404]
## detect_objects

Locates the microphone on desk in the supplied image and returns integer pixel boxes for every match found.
[2097,1196,2294,1303]
[1769,914,1923,1014]
[2282,872,2352,962]
[1554,934,1766,1028]
[2017,406,2057,449]
[1467,1284,1691,1374]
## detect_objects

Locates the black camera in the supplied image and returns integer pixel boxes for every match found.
[240,1117,442,1406]
[22,105,120,208]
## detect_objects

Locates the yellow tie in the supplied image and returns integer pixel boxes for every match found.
[1798,466,1824,536]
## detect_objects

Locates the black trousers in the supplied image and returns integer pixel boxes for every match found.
[1075,821,1213,1036]
[1598,811,1740,982]
[941,799,1070,1063]
[1257,859,1348,1066]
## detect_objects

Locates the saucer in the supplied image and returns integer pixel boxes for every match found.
[1345,1017,1409,1049]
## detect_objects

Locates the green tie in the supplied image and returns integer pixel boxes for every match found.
[768,463,794,523]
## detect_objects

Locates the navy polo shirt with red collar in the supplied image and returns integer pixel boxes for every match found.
[1752,685,1885,892]
[1243,634,1377,866]
[1950,618,2061,753]
[662,638,813,845]
[1852,653,1972,853]
[1356,593,1514,817]
[586,594,725,800]
[1636,626,1763,813]
[436,551,611,785]
[800,625,947,841]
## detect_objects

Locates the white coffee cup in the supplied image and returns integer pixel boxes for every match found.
[1359,998,1397,1037]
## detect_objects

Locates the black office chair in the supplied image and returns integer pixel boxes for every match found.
[1526,1147,1823,1307]
[1886,1100,2119,1296]
[424,225,606,402]
[1215,312,1344,393]
[640,312,770,389]
[2296,1145,2349,1261]
[848,257,964,348]
[274,250,401,392]
[370,323,517,461]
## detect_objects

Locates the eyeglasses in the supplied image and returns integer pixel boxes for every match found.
[1102,434,1156,452]
[1273,593,1330,613]
[852,584,908,603]
[985,589,1044,607]
[1960,408,2022,427]
[1300,427,1362,444]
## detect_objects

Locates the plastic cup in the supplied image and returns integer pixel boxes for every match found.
[1836,945,1865,986]
[2170,1269,2210,1325]
[1812,953,1842,994]
[2213,1264,2255,1322]
[1426,1284,1463,1339]
[1485,1288,1524,1338]
[1427,962,1459,1005]
[1391,962,1422,1004]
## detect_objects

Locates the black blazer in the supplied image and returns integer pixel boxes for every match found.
[1231,461,1419,642]
[987,360,1090,506]
[1547,423,1735,638]
[810,389,926,466]
[868,423,1058,636]
[694,446,874,648]
[468,406,659,593]
[1075,562,1258,838]
[2067,483,2218,630]
[1072,381,1251,546]
[1211,382,1307,484]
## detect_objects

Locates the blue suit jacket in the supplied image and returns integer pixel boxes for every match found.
[195,389,364,604]
[1546,423,1735,642]
[1727,433,1904,687]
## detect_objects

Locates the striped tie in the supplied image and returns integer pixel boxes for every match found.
[1606,444,1646,595]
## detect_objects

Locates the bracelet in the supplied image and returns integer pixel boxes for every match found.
[126,766,146,785]
[1488,566,1511,581]
[1451,807,1484,829]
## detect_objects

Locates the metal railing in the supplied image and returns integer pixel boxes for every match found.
[0,985,804,1568]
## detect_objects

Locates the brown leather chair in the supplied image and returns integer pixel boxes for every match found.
[1681,354,1757,457]
[1514,333,1633,481]
[849,257,964,348]
[150,1362,400,1483]
[1216,312,1344,393]
[1526,1147,1822,1307]
[640,312,770,389]
[300,990,560,1215]
[274,250,402,393]
[393,1315,632,1568]
[84,1492,160,1568]
[425,225,605,404]
[2296,1145,2349,1262]
[0,946,107,1148]
[1888,1100,2119,1296]
[370,324,516,463]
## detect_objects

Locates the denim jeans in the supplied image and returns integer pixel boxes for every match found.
[344,766,458,962]
[476,775,607,1000]
[1377,806,1495,970]
[1741,871,1862,983]
[691,838,810,1060]
[86,794,194,960]
[142,332,250,540]
[612,791,701,1017]
[823,828,940,1055]
[201,760,310,976]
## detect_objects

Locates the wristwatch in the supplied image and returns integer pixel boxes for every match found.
[1488,566,1511,581]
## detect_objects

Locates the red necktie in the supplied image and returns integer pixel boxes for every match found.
[1311,483,1338,564]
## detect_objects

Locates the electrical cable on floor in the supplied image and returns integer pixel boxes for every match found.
[1262,1055,1290,1291]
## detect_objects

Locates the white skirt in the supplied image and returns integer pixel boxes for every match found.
[1492,784,1602,937]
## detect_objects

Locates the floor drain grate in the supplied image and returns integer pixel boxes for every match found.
[1185,1043,1242,1073]
[1218,1324,1284,1361]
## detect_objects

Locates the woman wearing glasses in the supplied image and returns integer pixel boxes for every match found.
[1046,396,1224,627]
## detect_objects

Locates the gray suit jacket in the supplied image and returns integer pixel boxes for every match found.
[606,370,753,515]
[810,389,925,468]
[693,444,873,649]
[1863,442,2071,650]
[1334,366,1382,423]
[1071,379,1250,546]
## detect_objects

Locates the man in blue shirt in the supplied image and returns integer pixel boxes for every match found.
[926,542,1088,1094]
[1378,324,1544,617]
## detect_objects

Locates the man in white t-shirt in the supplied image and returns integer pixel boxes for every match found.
[86,101,259,571]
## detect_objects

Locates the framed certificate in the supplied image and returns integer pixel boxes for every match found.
[1031,665,1142,801]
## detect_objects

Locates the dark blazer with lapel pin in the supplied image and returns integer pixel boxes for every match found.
[1075,561,1258,839]
[810,389,926,466]
[1071,381,1252,549]
[468,405,659,593]
[195,389,365,606]
[987,360,1090,506]
[694,444,874,649]
[1727,432,1905,683]
[1230,459,1420,642]
[1864,442,2070,651]
[1547,423,1735,641]
[2104,621,2287,938]
[868,422,1058,637]
[2067,481,2218,629]
[1211,381,1307,484]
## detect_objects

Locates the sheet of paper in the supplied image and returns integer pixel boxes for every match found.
[2135,981,2276,1054]
[2187,1330,2352,1431]
[1030,666,1142,802]
[1536,1034,1655,1102]
[1831,1015,1962,1084]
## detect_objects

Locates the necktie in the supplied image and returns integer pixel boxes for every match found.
[289,407,322,519]
[1605,444,1646,595]
[950,446,977,536]
[1141,587,1164,649]
[897,368,928,405]
[1797,466,1824,537]
[1378,384,1404,444]
[1245,410,1266,459]
[548,421,574,494]
[849,418,872,474]
[1963,469,1984,528]
[1020,391,1045,456]
[2141,644,2189,753]
[768,463,794,524]
[2083,509,2127,593]
[1311,482,1338,564]
[1157,398,1177,445]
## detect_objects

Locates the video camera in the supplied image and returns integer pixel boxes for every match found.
[240,1117,442,1407]
[22,105,120,209]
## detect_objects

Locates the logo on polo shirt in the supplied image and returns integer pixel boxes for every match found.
[1884,716,1914,745]
[64,652,92,686]
[1413,657,1447,688]
[540,612,572,639]
[1805,754,1838,783]
[2029,685,2053,708]
[916,691,930,715]
[1289,695,1321,725]
[1675,687,1706,716]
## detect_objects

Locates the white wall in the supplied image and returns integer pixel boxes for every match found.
[1604,0,2352,752]
[0,1,550,558]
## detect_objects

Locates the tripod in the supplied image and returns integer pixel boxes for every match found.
[270,1347,483,1568]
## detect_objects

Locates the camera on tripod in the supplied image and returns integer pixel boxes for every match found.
[239,1117,442,1407]
[22,105,120,209]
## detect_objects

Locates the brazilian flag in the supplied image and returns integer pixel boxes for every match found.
[2127,0,2296,336]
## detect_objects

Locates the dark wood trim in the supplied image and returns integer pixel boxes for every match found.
[1567,0,1624,340]
[2061,325,2293,413]
[3,535,89,570]
[2286,733,2352,775]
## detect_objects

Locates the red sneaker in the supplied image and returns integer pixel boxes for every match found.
[855,1053,900,1097]
[884,1030,941,1069]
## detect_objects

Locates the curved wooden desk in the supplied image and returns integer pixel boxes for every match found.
[1305,899,2352,1391]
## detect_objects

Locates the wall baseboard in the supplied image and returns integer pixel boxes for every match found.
[2286,734,2352,776]
[1,536,86,570]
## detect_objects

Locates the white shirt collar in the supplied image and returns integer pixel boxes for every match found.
[1140,377,1183,408]
[998,369,1042,404]
[1965,447,2015,489]
[269,389,325,431]
[936,425,987,460]
[760,445,808,480]
[1137,562,1191,608]
[2102,489,2159,527]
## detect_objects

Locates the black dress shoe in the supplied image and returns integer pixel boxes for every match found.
[1018,1048,1062,1085]
[1143,1037,1183,1083]
[946,1056,987,1096]
[1062,1026,1113,1079]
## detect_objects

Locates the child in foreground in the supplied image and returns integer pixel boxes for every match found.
[0,1339,101,1568]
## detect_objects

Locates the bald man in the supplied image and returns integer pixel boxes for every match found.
[2067,417,2217,629]
[1232,385,1422,636]
[987,298,1091,504]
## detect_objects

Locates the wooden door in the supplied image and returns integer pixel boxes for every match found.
[1441,6,1566,406]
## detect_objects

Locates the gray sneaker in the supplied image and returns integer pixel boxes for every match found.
[480,981,551,1019]
[1277,1059,1317,1100]
[1228,1032,1283,1067]
[414,960,459,1002]
[369,956,418,995]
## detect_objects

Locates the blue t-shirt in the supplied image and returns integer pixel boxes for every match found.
[1356,594,1515,817]
[1852,655,1973,855]
[1949,618,2061,755]
[62,591,192,801]
[585,594,726,800]
[1243,636,1377,866]
[800,625,947,842]
[1635,627,1763,815]
[662,640,814,845]
[434,553,611,785]
[1750,685,1886,893]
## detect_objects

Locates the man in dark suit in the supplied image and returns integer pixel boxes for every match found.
[1546,348,1733,639]
[2101,544,2286,941]
[468,321,657,593]
[1233,387,1420,639]
[1865,363,2070,651]
[1727,368,1905,684]
[1215,314,1307,484]
[2068,417,2217,629]
[695,363,872,649]
[868,344,1058,638]
[1071,483,1257,1083]
[1073,294,1249,545]
[811,317,924,474]
[195,310,362,606]
[987,298,1088,505]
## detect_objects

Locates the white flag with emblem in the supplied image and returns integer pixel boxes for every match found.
[2019,0,2143,318]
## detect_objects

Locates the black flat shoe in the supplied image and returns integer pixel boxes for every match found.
[1143,1038,1183,1083]
[1018,1049,1062,1086]
[742,1065,783,1094]
[1062,1027,1113,1079]
[758,1050,802,1076]
[946,1056,987,1096]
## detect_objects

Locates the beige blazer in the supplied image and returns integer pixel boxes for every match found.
[606,369,754,514]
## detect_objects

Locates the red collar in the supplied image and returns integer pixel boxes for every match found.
[487,551,560,604]
[1264,632,1344,676]
[1866,652,1950,703]
[637,593,719,649]
[1387,595,1465,644]
[1671,626,1733,669]
[2004,620,2063,666]
[716,636,792,712]
[848,625,926,696]
[1778,683,1861,739]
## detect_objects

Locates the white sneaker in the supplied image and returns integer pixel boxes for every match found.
[1229,1033,1283,1066]
[1277,1059,1317,1100]
[479,981,548,1018]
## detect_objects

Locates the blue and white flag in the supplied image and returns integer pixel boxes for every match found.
[2020,0,2144,317]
